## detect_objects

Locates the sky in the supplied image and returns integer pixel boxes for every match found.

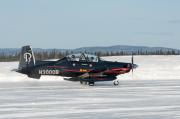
[0,0,180,49]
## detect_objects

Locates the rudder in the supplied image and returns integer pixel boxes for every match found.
[18,45,36,70]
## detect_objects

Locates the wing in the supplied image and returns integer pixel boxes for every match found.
[64,67,117,82]
[78,67,108,79]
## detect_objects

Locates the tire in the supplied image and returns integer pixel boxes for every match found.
[113,80,119,86]
[88,82,95,86]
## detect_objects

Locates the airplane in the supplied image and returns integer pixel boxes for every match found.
[15,45,138,86]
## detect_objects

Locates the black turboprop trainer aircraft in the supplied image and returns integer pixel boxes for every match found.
[15,46,138,86]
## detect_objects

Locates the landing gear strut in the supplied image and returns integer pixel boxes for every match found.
[80,81,95,86]
[80,81,88,85]
[113,80,119,86]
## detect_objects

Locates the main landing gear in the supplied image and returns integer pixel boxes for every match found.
[113,80,119,86]
[88,81,95,86]
[80,81,95,86]
[80,80,119,86]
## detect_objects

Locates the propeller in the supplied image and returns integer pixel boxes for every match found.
[131,52,138,78]
[131,53,134,75]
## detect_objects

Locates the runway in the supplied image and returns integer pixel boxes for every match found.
[0,55,180,119]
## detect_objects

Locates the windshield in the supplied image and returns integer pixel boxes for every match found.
[66,53,99,62]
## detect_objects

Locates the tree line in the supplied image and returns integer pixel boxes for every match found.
[0,49,179,62]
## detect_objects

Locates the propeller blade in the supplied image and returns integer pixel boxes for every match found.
[131,53,134,65]
[131,52,135,78]
[131,53,133,76]
[131,53,138,79]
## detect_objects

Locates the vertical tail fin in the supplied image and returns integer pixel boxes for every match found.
[18,45,36,70]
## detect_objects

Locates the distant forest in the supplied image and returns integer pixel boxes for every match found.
[0,49,180,62]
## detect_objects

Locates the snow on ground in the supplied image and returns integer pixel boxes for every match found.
[103,55,180,80]
[0,55,180,119]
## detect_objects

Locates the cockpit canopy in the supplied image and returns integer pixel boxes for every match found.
[66,53,99,62]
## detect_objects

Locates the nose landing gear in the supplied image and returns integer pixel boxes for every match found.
[113,80,119,86]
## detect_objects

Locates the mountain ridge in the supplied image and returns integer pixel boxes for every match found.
[0,45,179,55]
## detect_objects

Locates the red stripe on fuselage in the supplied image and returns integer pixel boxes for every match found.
[111,68,130,71]
[105,68,130,74]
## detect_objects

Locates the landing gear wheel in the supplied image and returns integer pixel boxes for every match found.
[113,80,119,86]
[88,82,95,86]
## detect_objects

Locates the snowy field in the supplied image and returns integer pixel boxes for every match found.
[0,55,180,119]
